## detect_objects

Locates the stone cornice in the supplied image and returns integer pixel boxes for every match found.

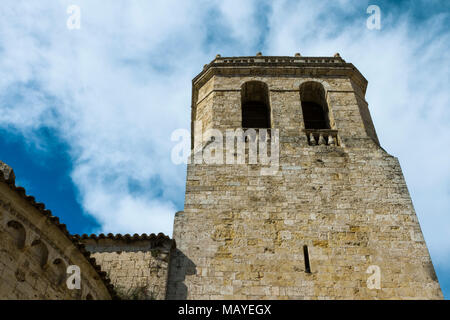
[192,55,368,97]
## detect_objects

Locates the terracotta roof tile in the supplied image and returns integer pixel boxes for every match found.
[72,232,175,248]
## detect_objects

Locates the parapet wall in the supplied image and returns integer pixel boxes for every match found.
[78,234,175,300]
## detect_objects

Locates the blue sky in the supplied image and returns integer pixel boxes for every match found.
[0,0,448,298]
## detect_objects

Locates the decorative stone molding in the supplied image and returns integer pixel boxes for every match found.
[305,129,340,146]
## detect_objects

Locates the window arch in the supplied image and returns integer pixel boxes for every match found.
[241,81,271,128]
[300,81,330,129]
[6,220,26,249]
[50,258,67,286]
[30,239,49,268]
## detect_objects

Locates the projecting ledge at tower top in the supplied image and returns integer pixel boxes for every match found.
[194,53,368,95]
[170,53,443,299]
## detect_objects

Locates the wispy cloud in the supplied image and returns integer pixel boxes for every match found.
[0,0,449,295]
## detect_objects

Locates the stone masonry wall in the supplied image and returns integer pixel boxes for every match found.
[0,178,112,300]
[166,57,443,300]
[81,237,174,300]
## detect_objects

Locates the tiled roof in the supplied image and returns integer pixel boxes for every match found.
[0,160,119,300]
[72,232,174,246]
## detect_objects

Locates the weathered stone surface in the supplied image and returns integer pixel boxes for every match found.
[0,179,113,300]
[0,161,15,184]
[166,55,443,300]
[81,237,174,300]
[0,55,443,300]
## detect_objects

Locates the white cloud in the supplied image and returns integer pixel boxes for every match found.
[0,1,448,275]
[0,0,268,236]
[217,0,261,50]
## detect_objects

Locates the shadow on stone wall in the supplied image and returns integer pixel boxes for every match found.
[166,249,196,300]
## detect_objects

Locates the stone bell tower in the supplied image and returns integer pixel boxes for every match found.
[166,53,443,299]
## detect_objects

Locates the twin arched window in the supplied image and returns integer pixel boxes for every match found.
[241,80,330,130]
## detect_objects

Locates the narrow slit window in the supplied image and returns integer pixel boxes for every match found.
[303,245,311,273]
